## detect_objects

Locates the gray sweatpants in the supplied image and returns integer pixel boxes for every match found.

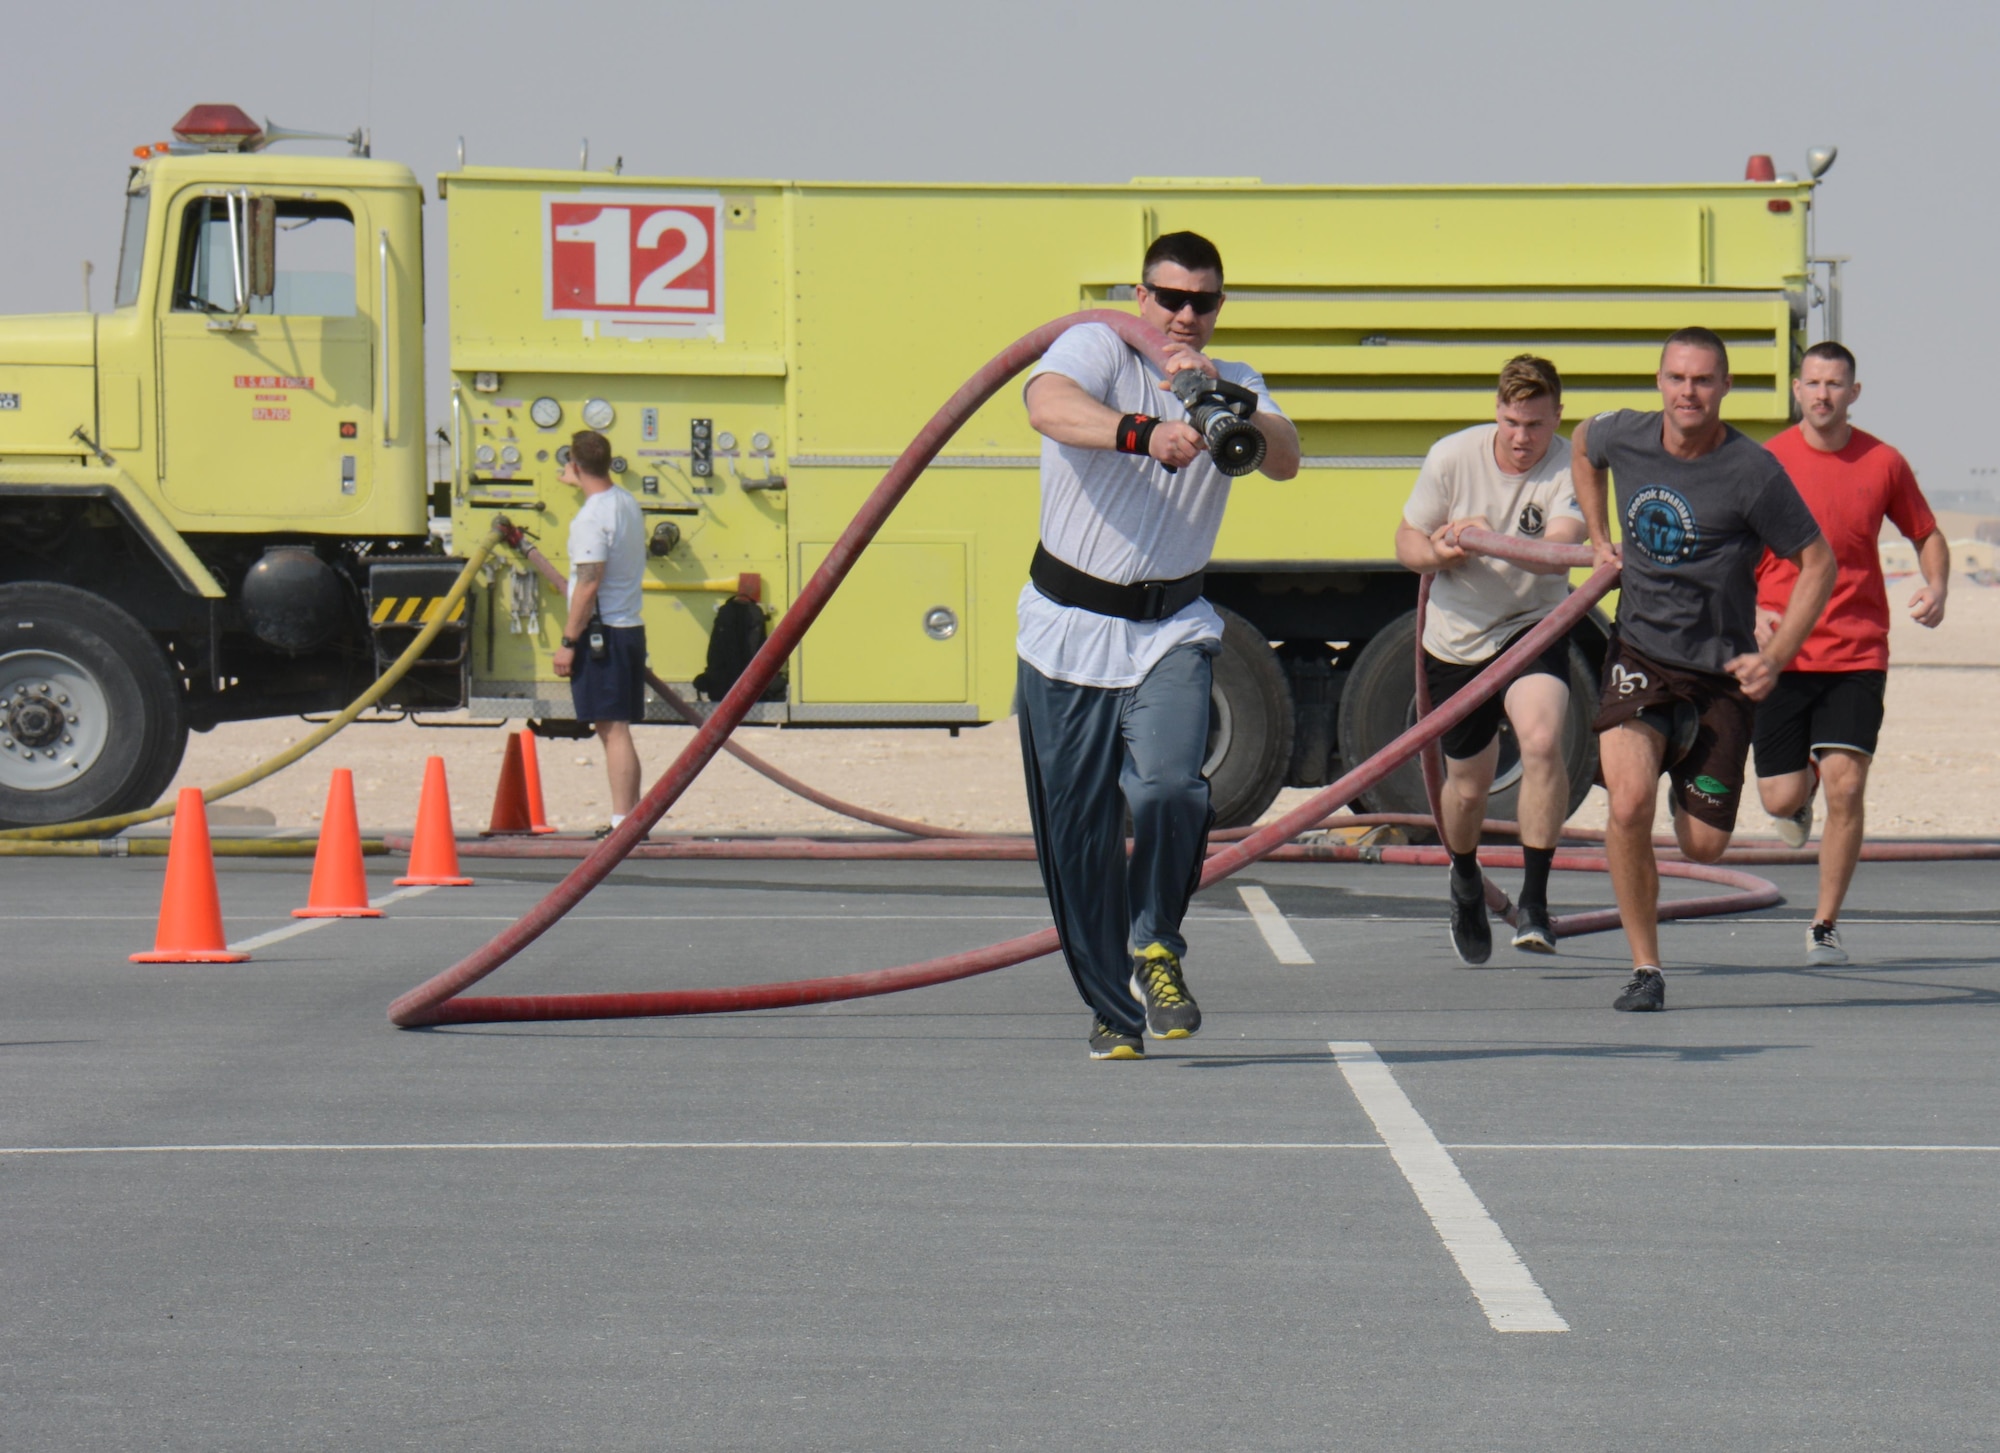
[1017,645,1216,1037]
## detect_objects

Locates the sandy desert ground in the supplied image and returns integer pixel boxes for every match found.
[164,577,2000,842]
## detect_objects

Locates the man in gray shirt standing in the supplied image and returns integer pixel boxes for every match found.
[1019,231,1300,1060]
[1573,328,1834,1012]
[552,430,648,834]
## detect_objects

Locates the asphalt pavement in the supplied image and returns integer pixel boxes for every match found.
[4,845,1998,1450]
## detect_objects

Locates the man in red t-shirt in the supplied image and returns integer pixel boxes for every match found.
[1754,342,1950,966]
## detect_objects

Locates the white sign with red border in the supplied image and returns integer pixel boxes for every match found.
[543,191,725,336]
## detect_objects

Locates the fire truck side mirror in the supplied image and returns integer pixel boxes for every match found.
[246,197,277,304]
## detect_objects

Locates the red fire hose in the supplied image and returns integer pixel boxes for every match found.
[384,323,1974,1029]
[391,310,1176,1026]
[391,524,1628,1024]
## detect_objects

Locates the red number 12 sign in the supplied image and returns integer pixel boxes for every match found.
[544,193,724,330]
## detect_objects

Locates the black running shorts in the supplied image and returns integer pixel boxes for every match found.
[1422,625,1573,762]
[1592,636,1753,832]
[1752,670,1887,778]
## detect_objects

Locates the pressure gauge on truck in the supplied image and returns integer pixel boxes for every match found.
[529,397,563,429]
[581,398,616,431]
[474,444,496,467]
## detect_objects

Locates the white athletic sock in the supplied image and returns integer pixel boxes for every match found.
[610,813,625,829]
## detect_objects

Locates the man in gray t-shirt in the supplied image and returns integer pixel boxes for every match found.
[1572,328,1835,1013]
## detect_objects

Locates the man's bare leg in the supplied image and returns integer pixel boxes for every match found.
[1504,675,1571,849]
[595,720,642,819]
[1599,722,1665,968]
[1758,767,1814,821]
[1440,740,1500,854]
[1812,749,1870,923]
[1671,803,1735,864]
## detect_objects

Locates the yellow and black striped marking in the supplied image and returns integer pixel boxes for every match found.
[370,596,468,626]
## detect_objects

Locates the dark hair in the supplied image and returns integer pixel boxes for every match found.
[1142,230,1224,287]
[1497,354,1562,406]
[570,429,612,478]
[1801,340,1857,379]
[1661,326,1730,374]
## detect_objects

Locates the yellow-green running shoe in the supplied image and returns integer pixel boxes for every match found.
[1128,943,1202,1040]
[1088,1020,1145,1060]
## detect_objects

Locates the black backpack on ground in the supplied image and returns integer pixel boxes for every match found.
[694,595,781,702]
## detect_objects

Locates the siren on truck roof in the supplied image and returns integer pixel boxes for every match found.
[173,103,265,150]
[132,104,372,160]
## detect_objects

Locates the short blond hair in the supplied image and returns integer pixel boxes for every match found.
[1496,354,1562,407]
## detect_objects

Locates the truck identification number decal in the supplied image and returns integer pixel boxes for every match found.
[0,394,18,410]
[544,192,724,333]
[236,375,313,389]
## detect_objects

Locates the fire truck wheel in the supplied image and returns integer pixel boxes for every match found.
[1204,605,1296,829]
[0,584,185,829]
[1337,609,1597,834]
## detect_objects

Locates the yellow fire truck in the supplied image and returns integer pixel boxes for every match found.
[0,103,1836,828]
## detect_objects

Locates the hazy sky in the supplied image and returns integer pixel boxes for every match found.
[6,1,1995,489]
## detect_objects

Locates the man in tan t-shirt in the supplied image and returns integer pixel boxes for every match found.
[1395,356,1587,962]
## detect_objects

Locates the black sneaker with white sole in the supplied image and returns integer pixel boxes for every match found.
[1511,903,1557,954]
[1449,871,1492,966]
[1088,1020,1144,1060]
[1613,966,1666,1012]
[1128,944,1201,1039]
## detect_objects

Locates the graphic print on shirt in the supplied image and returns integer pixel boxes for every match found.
[1518,502,1546,537]
[1626,485,1698,566]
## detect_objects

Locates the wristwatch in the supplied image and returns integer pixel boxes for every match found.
[560,635,577,648]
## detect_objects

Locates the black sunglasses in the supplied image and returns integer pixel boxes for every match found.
[1142,284,1223,316]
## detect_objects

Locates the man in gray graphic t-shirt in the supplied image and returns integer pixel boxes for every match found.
[1572,327,1833,1014]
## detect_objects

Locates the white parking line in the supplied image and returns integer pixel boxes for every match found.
[227,885,436,953]
[1237,885,1314,964]
[0,1140,1387,1156]
[6,1139,1995,1157]
[1330,1041,1568,1334]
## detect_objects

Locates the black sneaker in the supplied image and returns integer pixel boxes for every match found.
[1128,944,1201,1039]
[1449,871,1492,966]
[1511,903,1557,954]
[1613,967,1666,1012]
[1088,1020,1144,1060]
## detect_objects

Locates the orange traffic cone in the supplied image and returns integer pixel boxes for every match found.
[395,755,474,887]
[517,729,557,834]
[293,768,382,918]
[483,733,533,836]
[131,788,249,963]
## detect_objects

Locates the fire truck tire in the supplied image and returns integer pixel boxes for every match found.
[0,584,185,829]
[1204,605,1295,829]
[126,716,191,816]
[1337,609,1597,831]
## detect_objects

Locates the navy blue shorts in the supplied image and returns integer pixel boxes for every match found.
[570,624,647,724]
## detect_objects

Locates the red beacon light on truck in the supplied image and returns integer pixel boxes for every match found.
[170,103,265,152]
[1744,153,1793,212]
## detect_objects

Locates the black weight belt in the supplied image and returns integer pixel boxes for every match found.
[1029,542,1205,623]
